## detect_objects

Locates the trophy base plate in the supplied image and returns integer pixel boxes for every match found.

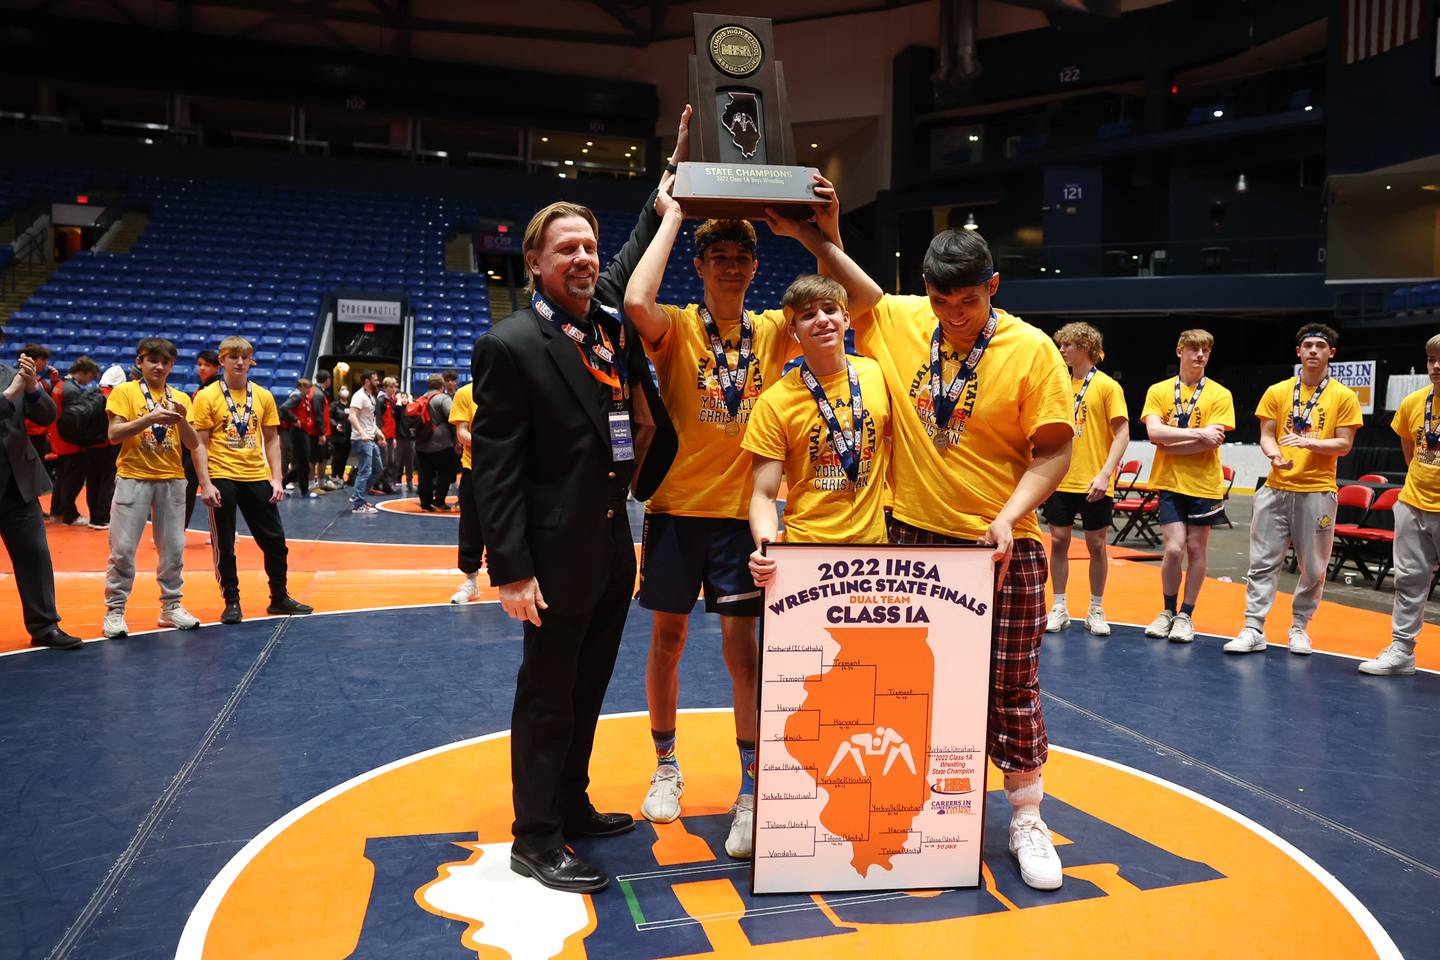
[672,161,826,220]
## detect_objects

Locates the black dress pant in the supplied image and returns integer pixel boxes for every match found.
[51,446,117,524]
[416,448,454,508]
[510,511,635,854]
[329,439,351,483]
[285,426,312,496]
[457,467,485,574]
[207,477,288,603]
[0,473,60,638]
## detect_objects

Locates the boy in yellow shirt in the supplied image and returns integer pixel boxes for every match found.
[621,178,817,856]
[1360,333,1440,676]
[1042,322,1129,637]
[191,336,313,625]
[1140,330,1235,643]
[744,274,891,559]
[448,380,486,604]
[1225,324,1361,656]
[769,211,1076,891]
[101,337,202,638]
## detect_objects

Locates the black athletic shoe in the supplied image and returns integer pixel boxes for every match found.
[267,596,314,616]
[221,600,243,625]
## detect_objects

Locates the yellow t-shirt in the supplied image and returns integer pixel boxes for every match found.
[106,381,192,482]
[1057,368,1128,497]
[741,357,890,544]
[1392,386,1440,512]
[1141,377,1236,499]
[449,383,476,471]
[1256,377,1363,493]
[852,296,1073,542]
[644,303,795,519]
[190,380,281,483]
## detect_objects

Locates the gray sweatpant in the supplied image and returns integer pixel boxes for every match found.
[105,476,187,610]
[1244,485,1338,631]
[1391,501,1440,651]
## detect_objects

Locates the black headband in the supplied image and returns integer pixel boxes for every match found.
[922,265,996,289]
[694,229,756,255]
[1296,331,1334,346]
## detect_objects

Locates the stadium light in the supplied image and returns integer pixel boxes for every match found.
[564,159,574,165]
[1212,109,1224,118]
[963,212,978,231]
[1235,173,1248,193]
[810,142,818,148]
[968,134,979,142]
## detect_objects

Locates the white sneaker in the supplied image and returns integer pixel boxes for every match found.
[159,603,201,630]
[102,608,128,639]
[725,794,755,858]
[68,515,90,526]
[1085,608,1110,636]
[1009,815,1063,890]
[1287,626,1313,656]
[1223,626,1266,654]
[1168,613,1195,644]
[1044,605,1069,633]
[641,765,684,823]
[1143,611,1174,638]
[1358,643,1417,676]
[450,576,478,604]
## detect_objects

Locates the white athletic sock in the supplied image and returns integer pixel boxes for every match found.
[1052,593,1067,610]
[1090,595,1104,611]
[1004,769,1044,823]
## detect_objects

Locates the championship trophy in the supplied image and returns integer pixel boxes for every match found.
[673,13,827,219]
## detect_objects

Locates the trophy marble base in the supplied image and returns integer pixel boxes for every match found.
[672,161,826,220]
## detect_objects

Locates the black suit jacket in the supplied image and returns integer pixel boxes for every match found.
[471,192,677,616]
[0,363,57,501]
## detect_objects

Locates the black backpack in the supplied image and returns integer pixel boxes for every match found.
[58,386,109,447]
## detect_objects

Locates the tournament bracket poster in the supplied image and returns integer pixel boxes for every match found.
[753,543,995,895]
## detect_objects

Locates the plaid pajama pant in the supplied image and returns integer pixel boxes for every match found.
[886,516,1048,773]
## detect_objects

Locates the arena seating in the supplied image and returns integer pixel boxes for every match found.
[1,173,815,394]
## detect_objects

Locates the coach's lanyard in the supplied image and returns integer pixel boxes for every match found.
[533,292,628,405]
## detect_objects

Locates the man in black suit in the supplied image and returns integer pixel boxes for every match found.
[471,108,689,894]
[0,350,82,649]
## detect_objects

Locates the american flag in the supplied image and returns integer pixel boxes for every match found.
[1343,0,1426,64]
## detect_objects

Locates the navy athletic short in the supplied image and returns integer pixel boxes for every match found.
[638,513,763,617]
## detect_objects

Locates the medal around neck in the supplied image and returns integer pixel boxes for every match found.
[673,13,826,220]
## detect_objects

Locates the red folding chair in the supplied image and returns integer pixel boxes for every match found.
[1330,487,1399,586]
[1110,460,1159,546]
[1219,466,1236,528]
[1356,474,1387,483]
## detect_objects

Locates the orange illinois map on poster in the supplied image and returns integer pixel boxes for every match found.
[755,544,996,895]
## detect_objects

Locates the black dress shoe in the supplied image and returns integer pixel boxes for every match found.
[419,503,437,512]
[564,806,636,838]
[267,596,314,616]
[510,845,608,893]
[31,626,83,650]
[220,600,243,625]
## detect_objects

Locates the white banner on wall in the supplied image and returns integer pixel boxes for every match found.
[337,298,402,326]
[1293,360,1376,415]
[753,543,994,895]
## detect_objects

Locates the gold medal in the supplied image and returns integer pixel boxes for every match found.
[725,420,741,437]
[933,432,949,451]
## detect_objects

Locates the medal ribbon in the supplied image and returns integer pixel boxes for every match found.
[1290,376,1329,432]
[1173,376,1207,428]
[534,292,629,403]
[223,384,253,439]
[1073,367,1097,423]
[800,361,863,484]
[930,309,998,434]
[1426,389,1440,450]
[140,381,172,445]
[699,304,753,419]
